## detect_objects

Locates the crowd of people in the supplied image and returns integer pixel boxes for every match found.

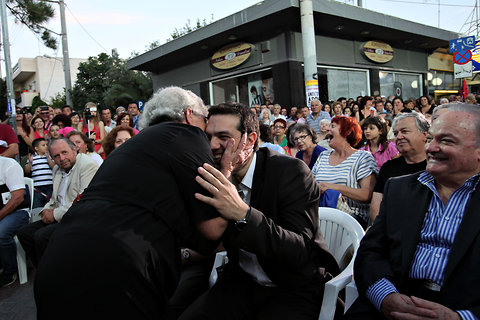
[0,87,479,319]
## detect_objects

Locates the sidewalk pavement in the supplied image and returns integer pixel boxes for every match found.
[0,264,36,320]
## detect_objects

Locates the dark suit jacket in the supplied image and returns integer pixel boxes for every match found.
[222,148,339,289]
[354,172,480,317]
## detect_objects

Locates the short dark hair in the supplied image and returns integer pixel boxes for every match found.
[208,102,259,150]
[32,137,47,149]
[52,114,72,127]
[61,105,72,112]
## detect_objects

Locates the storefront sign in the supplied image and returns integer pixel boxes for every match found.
[211,43,253,70]
[305,80,319,107]
[362,41,394,63]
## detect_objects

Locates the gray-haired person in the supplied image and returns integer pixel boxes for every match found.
[34,87,229,319]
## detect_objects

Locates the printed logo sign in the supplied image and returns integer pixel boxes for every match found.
[362,41,394,63]
[211,43,253,70]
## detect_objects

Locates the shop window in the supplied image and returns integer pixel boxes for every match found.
[317,66,369,102]
[380,71,422,99]
[210,69,273,106]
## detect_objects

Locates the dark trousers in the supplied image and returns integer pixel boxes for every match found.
[163,258,214,320]
[16,220,59,267]
[179,265,324,320]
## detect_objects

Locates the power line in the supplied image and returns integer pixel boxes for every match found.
[64,3,108,53]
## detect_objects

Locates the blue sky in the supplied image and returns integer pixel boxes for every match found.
[5,0,477,64]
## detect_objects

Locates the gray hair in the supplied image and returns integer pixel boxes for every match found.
[446,103,480,146]
[439,98,449,105]
[392,112,429,133]
[49,137,76,153]
[260,108,272,119]
[138,86,207,129]
[320,118,331,126]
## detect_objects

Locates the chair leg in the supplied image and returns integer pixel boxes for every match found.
[14,236,28,285]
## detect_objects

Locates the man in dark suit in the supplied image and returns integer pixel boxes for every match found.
[348,104,480,320]
[180,102,339,320]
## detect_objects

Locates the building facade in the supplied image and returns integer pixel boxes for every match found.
[128,0,458,107]
[13,56,87,108]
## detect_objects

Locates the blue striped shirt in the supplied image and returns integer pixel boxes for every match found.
[366,171,480,320]
[306,111,330,134]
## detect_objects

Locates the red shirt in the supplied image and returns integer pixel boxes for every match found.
[0,124,19,154]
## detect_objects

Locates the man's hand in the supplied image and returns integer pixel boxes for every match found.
[195,163,249,221]
[41,209,55,224]
[389,296,461,320]
[219,134,252,180]
[381,293,436,320]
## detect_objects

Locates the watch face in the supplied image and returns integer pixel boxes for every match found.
[234,220,247,231]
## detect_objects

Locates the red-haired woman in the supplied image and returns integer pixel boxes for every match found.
[312,116,378,228]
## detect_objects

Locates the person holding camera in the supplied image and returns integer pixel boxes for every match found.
[81,102,106,155]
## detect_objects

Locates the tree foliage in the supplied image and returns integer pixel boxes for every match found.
[7,0,57,49]
[71,50,153,110]
[167,17,213,42]
[50,92,66,109]
[31,95,48,109]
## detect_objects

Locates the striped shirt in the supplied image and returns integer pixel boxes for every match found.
[366,171,480,320]
[306,111,330,134]
[29,154,53,187]
[311,149,378,222]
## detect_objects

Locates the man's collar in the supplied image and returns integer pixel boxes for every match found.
[237,153,256,190]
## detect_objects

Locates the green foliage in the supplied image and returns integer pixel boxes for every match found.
[71,50,153,110]
[166,16,214,42]
[6,0,57,49]
[50,92,66,109]
[31,95,48,109]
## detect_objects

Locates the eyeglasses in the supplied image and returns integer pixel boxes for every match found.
[273,125,285,129]
[190,110,208,124]
[293,134,309,142]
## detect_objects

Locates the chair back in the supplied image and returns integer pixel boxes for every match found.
[318,207,364,270]
[24,177,34,214]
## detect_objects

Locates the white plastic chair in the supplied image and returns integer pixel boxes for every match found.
[318,207,365,320]
[345,281,359,312]
[14,177,34,285]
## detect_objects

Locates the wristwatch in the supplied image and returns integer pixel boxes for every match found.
[181,248,190,261]
[234,206,251,231]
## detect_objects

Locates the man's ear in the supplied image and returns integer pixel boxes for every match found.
[246,132,257,149]
[184,108,194,125]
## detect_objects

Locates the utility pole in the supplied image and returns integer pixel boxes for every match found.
[300,0,319,107]
[0,0,17,131]
[59,0,73,107]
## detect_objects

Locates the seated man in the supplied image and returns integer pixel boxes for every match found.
[180,102,339,320]
[348,104,480,319]
[369,112,429,221]
[0,156,29,287]
[17,138,98,267]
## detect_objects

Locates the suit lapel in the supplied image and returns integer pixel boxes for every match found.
[250,149,266,208]
[443,188,480,281]
[401,177,432,278]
